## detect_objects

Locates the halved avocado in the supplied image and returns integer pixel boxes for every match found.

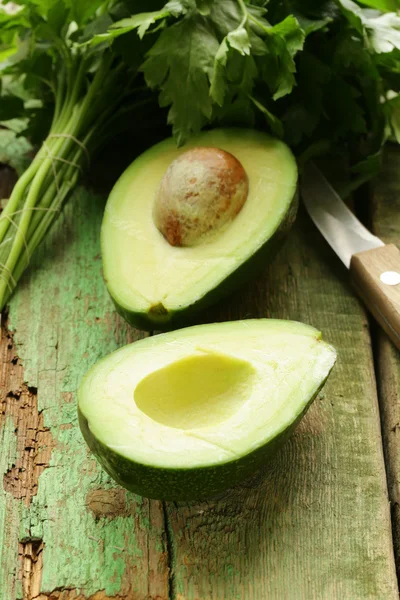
[78,320,336,501]
[101,129,298,331]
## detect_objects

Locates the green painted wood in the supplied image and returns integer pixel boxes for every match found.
[0,162,398,599]
[370,144,400,580]
[164,205,398,600]
[0,186,170,599]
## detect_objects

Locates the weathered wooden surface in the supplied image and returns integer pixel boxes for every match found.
[164,206,398,600]
[0,187,169,599]
[371,144,400,581]
[0,162,398,598]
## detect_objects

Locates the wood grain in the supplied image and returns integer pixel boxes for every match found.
[370,144,400,581]
[165,206,398,600]
[350,244,400,350]
[0,187,169,599]
[0,169,398,598]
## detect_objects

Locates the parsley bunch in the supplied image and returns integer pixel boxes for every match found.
[0,0,155,309]
[103,0,400,178]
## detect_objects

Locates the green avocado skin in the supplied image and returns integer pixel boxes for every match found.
[110,193,298,332]
[78,370,326,502]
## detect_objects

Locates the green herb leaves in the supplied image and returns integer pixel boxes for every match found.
[339,0,400,52]
[357,0,400,11]
[143,17,218,145]
[104,0,306,143]
[0,0,155,310]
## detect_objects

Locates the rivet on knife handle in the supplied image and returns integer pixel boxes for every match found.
[350,244,400,350]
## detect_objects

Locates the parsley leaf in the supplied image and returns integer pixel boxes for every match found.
[357,0,400,10]
[338,0,400,53]
[143,15,219,144]
[90,1,185,45]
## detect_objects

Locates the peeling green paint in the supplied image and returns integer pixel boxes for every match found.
[1,188,168,598]
[0,416,19,600]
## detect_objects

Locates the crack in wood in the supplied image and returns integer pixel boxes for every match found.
[33,590,167,599]
[161,503,175,600]
[19,539,44,600]
[1,316,55,505]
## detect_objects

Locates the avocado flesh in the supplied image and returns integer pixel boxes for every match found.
[78,320,336,500]
[101,129,297,330]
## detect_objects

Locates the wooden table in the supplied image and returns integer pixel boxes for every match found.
[1,146,400,599]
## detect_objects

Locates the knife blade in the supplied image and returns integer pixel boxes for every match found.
[301,161,400,351]
[301,162,384,268]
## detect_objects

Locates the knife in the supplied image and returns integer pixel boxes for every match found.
[301,162,400,350]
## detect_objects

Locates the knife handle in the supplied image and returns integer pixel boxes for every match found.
[350,244,400,350]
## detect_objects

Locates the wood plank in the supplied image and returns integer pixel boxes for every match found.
[165,205,398,599]
[0,158,398,598]
[370,144,400,581]
[0,187,170,599]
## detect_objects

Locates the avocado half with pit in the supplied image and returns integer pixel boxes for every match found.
[78,320,336,501]
[101,129,298,331]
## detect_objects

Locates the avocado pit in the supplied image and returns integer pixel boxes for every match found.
[153,147,249,247]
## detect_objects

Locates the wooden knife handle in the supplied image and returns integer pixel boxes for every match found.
[350,244,400,350]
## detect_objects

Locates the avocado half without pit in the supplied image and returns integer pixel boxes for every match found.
[78,320,336,501]
[101,129,298,331]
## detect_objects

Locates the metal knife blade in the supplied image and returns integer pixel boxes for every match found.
[301,162,384,268]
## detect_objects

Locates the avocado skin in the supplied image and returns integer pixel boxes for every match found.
[78,368,327,502]
[110,192,298,332]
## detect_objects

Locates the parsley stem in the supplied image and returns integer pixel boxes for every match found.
[0,46,131,308]
[246,10,266,31]
[237,0,249,29]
